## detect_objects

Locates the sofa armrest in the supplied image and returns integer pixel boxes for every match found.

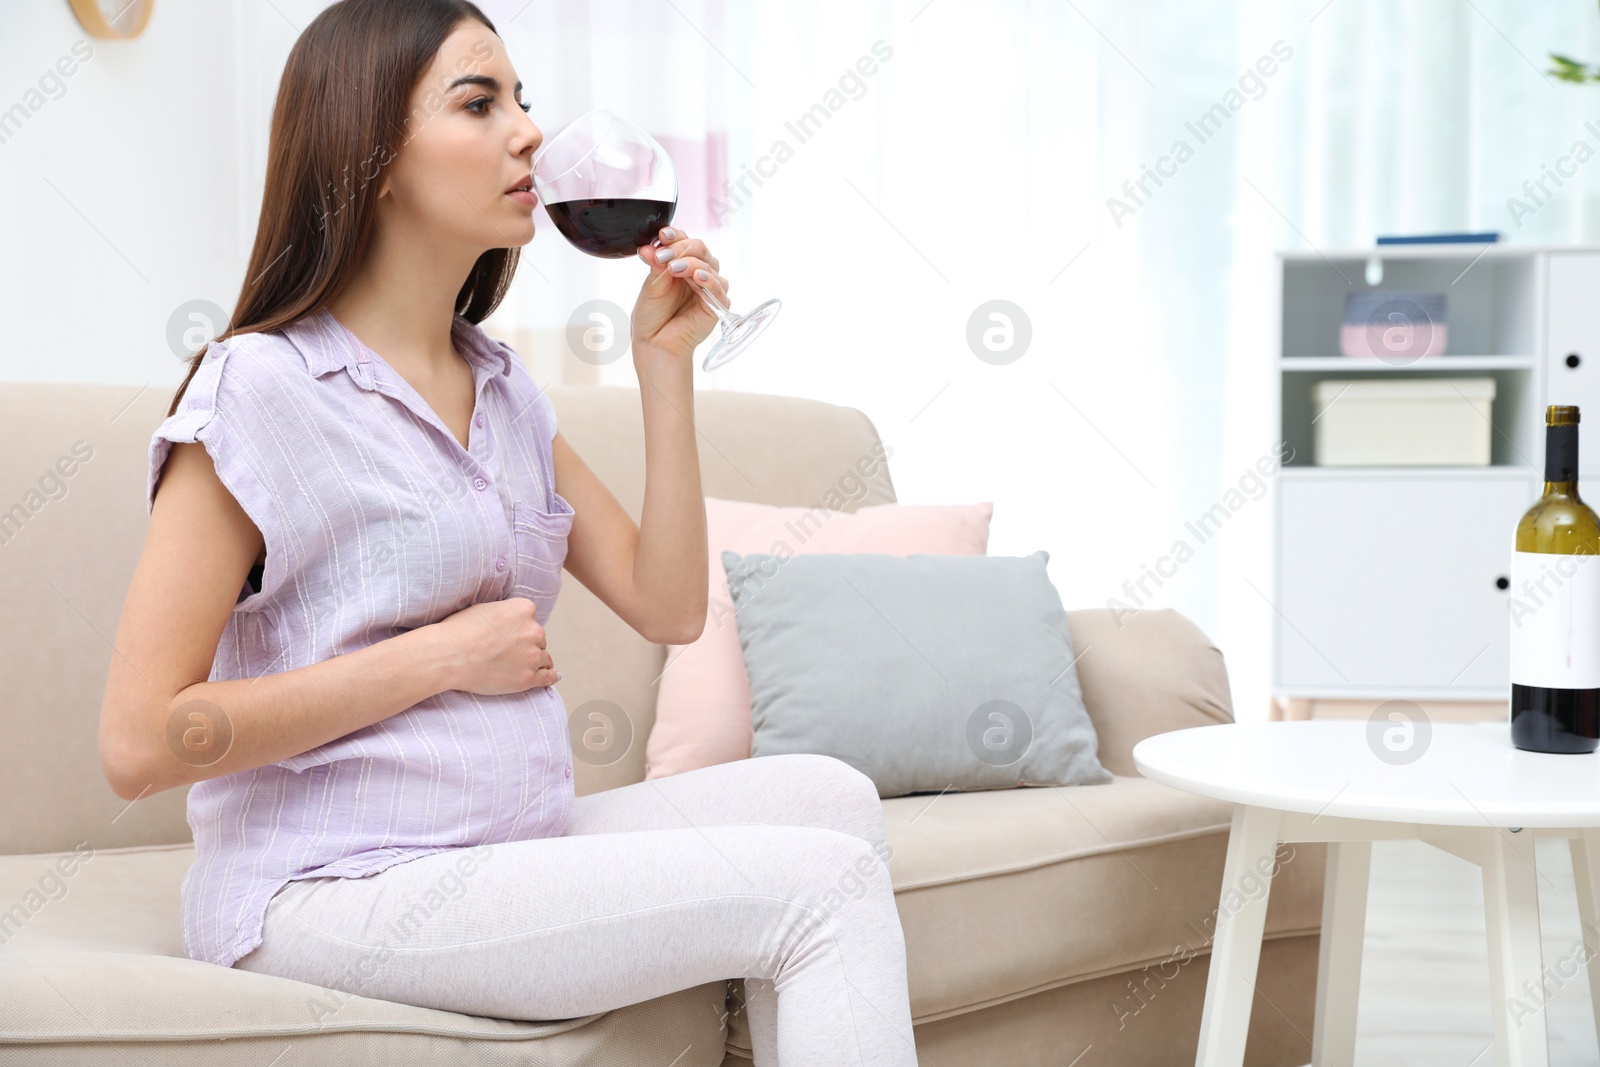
[1065,607,1235,778]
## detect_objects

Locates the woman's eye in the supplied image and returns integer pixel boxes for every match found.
[467,97,532,115]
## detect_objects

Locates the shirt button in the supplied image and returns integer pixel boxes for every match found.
[564,762,572,779]
[494,555,506,572]
[473,476,487,491]
[474,413,484,428]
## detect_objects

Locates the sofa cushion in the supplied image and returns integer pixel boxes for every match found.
[0,843,728,1065]
[878,774,1326,1022]
[648,496,992,780]
[722,549,1112,796]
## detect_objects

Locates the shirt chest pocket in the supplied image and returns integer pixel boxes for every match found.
[508,495,575,617]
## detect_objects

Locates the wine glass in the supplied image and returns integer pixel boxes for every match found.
[531,108,781,372]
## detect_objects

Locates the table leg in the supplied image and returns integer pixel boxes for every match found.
[1569,829,1600,1057]
[1481,827,1549,1066]
[1311,839,1370,1067]
[1195,804,1283,1067]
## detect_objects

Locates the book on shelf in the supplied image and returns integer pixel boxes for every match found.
[1374,231,1501,246]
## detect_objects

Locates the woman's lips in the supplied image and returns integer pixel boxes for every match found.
[507,190,536,206]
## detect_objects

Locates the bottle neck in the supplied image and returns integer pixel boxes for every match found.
[1546,423,1579,489]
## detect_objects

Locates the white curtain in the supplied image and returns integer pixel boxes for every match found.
[256,0,1600,721]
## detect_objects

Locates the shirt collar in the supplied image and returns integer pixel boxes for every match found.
[282,306,513,385]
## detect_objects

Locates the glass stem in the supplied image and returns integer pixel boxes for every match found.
[692,278,737,330]
[651,236,737,329]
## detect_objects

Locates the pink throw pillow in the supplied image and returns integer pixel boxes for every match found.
[645,498,994,778]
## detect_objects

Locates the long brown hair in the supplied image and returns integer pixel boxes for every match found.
[167,0,515,416]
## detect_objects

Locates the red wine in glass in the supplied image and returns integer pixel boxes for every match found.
[544,197,676,258]
[532,108,781,371]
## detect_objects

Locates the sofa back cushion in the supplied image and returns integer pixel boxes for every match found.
[1063,607,1235,777]
[0,382,192,855]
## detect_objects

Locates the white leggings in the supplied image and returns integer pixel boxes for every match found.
[233,752,919,1066]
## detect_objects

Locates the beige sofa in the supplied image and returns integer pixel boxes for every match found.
[0,379,1327,1065]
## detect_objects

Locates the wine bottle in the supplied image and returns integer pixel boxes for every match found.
[1510,404,1600,753]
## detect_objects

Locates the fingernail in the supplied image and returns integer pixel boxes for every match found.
[670,259,689,272]
[695,269,709,282]
[555,670,563,681]
[655,246,675,263]
[660,227,677,241]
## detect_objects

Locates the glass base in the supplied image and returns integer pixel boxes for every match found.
[702,298,782,372]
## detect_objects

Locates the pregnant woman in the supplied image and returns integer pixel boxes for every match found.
[96,2,917,1064]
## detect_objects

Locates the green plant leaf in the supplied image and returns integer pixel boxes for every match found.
[1549,52,1598,83]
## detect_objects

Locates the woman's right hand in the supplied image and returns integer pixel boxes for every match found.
[431,598,560,696]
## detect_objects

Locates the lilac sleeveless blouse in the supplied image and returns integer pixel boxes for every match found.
[146,306,576,969]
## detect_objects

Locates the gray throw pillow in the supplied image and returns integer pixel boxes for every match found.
[721,549,1114,798]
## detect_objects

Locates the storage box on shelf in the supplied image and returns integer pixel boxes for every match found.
[1312,377,1496,467]
[1338,288,1449,359]
[1269,245,1600,723]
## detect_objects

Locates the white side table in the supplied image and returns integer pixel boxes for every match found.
[1132,720,1600,1067]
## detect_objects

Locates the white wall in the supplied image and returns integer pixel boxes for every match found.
[0,2,246,392]
[0,0,582,402]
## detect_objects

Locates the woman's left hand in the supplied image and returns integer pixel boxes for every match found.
[630,227,729,365]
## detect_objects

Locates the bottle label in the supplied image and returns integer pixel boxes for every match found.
[1509,549,1600,689]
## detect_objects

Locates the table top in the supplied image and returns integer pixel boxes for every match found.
[1131,720,1600,827]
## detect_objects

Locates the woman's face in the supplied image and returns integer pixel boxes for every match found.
[377,21,542,253]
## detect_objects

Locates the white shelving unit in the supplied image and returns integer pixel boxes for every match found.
[1271,244,1600,714]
